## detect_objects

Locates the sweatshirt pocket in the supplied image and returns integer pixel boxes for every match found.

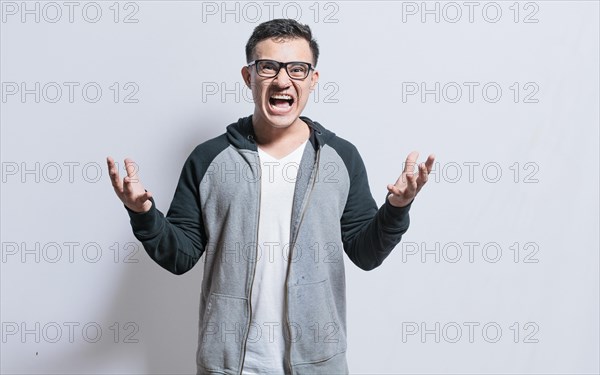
[197,292,248,371]
[288,279,347,365]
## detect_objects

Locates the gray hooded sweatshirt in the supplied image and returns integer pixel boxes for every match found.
[126,115,412,374]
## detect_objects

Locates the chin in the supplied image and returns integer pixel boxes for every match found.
[266,114,298,128]
[259,103,302,128]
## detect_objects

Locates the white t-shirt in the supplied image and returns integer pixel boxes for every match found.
[242,139,308,374]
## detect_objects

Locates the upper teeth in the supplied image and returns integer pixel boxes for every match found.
[271,94,292,100]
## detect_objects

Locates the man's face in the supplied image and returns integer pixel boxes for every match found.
[242,37,319,130]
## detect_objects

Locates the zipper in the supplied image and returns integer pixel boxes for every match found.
[284,146,321,375]
[239,129,321,374]
[239,149,261,374]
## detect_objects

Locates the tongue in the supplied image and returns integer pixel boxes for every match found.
[272,99,290,107]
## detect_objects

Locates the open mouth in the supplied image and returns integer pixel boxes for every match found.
[269,94,295,109]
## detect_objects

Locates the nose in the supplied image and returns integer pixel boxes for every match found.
[272,65,292,87]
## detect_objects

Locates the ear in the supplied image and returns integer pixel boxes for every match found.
[309,69,319,91]
[241,66,251,88]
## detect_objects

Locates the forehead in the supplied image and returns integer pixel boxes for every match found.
[254,37,313,62]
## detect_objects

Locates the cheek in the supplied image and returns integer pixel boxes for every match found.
[297,84,313,102]
[251,81,269,102]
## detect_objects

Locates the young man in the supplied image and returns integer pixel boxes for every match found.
[107,19,434,375]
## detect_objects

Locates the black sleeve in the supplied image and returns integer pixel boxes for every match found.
[339,143,412,271]
[125,151,207,275]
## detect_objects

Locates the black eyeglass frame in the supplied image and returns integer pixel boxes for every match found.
[247,59,315,80]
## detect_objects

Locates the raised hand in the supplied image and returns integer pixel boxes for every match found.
[386,151,435,208]
[107,156,153,213]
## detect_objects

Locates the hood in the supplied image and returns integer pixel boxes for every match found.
[226,115,335,151]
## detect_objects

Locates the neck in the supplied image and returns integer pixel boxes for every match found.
[251,115,309,146]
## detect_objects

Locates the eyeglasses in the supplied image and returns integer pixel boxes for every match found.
[247,59,314,80]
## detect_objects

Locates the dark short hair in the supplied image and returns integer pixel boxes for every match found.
[245,18,320,66]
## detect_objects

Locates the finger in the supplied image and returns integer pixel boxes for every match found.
[425,154,435,174]
[106,156,123,192]
[123,175,133,196]
[387,183,402,197]
[134,190,152,205]
[393,172,407,188]
[418,162,429,184]
[124,172,143,192]
[403,151,420,175]
[415,163,429,192]
[124,158,139,182]
[405,170,418,196]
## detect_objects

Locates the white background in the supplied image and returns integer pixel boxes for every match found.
[1,1,598,374]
